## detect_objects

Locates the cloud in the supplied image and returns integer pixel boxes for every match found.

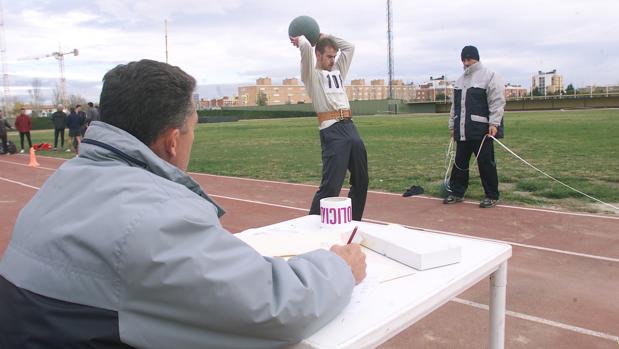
[2,0,618,102]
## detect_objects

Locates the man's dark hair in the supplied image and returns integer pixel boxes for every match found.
[87,102,94,107]
[315,37,338,55]
[99,59,196,146]
[75,104,81,109]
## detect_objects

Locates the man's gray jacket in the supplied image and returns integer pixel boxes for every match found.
[0,121,355,349]
[449,62,505,141]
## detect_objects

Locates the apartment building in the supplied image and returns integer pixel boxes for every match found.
[238,77,310,106]
[504,83,528,98]
[532,70,563,95]
[415,76,454,102]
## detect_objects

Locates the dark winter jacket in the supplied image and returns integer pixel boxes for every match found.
[51,110,68,129]
[449,62,505,140]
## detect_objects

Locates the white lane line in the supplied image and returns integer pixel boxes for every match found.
[1,165,617,262]
[0,177,40,190]
[0,159,58,171]
[212,195,619,263]
[452,297,619,342]
[210,194,307,212]
[2,176,618,342]
[2,157,618,220]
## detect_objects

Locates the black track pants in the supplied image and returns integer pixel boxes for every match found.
[309,120,369,221]
[449,138,499,200]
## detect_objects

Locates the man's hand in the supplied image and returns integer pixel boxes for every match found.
[330,244,367,284]
[290,36,300,48]
[489,125,498,137]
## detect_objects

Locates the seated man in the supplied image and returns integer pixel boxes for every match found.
[0,59,366,349]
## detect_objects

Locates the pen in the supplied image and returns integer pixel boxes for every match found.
[346,226,359,244]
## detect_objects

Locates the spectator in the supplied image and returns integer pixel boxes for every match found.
[86,101,100,126]
[51,104,67,151]
[14,107,32,153]
[76,104,87,137]
[66,107,81,153]
[0,110,13,153]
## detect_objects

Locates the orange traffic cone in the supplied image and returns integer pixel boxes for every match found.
[28,147,40,167]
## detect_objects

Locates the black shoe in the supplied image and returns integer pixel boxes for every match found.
[479,197,498,208]
[403,185,424,197]
[443,194,463,204]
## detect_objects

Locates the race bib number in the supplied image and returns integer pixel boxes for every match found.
[321,70,345,93]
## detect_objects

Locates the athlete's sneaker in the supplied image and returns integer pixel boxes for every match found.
[65,149,71,152]
[19,149,24,154]
[479,197,498,208]
[443,194,463,204]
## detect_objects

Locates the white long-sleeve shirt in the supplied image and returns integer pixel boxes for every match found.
[298,35,355,129]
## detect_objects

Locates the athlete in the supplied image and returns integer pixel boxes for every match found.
[290,32,369,221]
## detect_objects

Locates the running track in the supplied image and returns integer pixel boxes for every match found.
[1,154,617,348]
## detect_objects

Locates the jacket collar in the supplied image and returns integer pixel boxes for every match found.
[80,121,225,217]
[464,62,482,76]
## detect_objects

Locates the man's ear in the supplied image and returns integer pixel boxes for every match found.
[150,127,181,161]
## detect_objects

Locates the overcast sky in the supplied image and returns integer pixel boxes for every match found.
[3,0,619,103]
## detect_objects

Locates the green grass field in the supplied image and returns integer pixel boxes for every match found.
[13,109,619,214]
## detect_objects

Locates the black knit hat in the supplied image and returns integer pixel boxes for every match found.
[461,45,480,61]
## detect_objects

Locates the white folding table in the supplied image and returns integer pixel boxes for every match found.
[236,215,512,349]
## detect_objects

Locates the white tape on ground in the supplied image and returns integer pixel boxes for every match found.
[486,135,618,211]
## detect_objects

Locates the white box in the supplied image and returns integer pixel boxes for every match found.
[360,224,461,270]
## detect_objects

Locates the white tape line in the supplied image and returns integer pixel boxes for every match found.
[487,135,618,211]
[0,177,40,190]
[452,297,619,342]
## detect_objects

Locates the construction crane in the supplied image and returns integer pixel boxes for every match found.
[19,47,79,106]
[0,0,10,116]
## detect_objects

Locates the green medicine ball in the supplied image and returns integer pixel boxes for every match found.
[288,16,320,46]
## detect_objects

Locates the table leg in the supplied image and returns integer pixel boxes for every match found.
[489,262,507,349]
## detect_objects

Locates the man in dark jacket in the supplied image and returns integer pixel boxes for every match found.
[0,110,13,153]
[445,45,505,208]
[86,101,100,126]
[76,104,87,137]
[66,107,81,153]
[51,104,67,151]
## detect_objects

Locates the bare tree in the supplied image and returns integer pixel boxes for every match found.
[28,78,42,117]
[52,84,63,107]
[257,91,268,106]
[67,94,87,109]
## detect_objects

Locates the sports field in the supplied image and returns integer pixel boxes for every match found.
[16,108,619,214]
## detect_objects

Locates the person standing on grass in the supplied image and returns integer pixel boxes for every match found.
[76,104,87,137]
[290,32,369,221]
[66,107,81,153]
[445,45,505,208]
[0,110,13,153]
[0,59,366,349]
[51,104,67,151]
[86,101,100,126]
[15,107,32,154]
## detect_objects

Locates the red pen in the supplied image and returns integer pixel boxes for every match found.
[346,226,359,244]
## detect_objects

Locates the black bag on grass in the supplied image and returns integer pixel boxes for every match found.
[0,140,17,154]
